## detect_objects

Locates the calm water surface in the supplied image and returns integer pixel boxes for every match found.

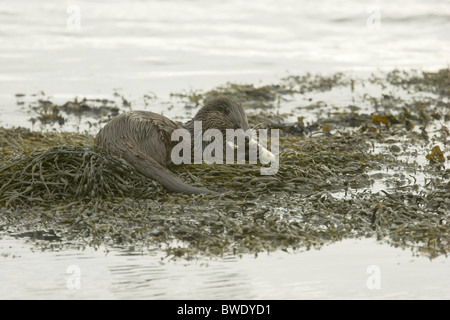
[0,0,449,127]
[0,0,449,299]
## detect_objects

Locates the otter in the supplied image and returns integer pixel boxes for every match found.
[94,97,272,195]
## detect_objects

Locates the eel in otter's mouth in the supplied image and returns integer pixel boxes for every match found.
[249,138,276,163]
[226,139,276,162]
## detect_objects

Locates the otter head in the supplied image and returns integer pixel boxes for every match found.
[191,97,249,133]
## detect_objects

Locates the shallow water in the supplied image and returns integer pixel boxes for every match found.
[1,236,449,300]
[0,0,449,300]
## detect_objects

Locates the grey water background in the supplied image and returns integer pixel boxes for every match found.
[0,0,449,299]
[0,0,449,126]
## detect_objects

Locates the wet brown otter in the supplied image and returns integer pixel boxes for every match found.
[94,97,256,195]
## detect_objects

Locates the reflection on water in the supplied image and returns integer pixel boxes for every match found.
[1,236,449,299]
[0,0,449,300]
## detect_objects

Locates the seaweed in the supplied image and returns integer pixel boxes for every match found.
[280,72,350,93]
[26,96,120,128]
[426,145,445,164]
[0,125,447,259]
[372,68,450,97]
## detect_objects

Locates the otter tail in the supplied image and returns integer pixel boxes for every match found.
[119,142,216,195]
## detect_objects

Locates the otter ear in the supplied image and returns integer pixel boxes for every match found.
[204,97,234,115]
[217,103,232,115]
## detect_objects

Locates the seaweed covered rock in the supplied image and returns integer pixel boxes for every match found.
[0,145,164,207]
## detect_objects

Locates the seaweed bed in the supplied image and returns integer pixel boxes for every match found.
[1,68,449,259]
